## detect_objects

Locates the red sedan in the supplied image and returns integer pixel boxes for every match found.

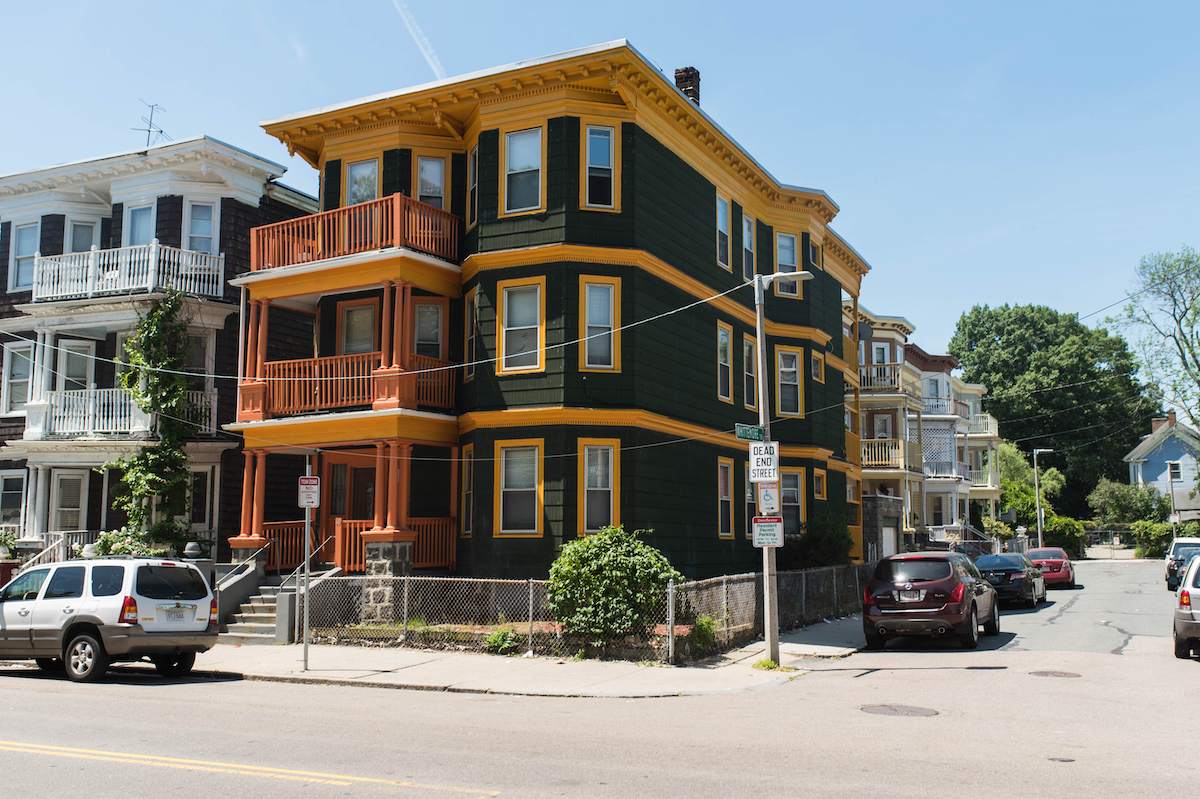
[1028,547,1076,589]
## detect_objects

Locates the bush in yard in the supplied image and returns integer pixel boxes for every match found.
[776,512,854,571]
[546,525,683,648]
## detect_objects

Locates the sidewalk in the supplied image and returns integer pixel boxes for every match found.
[195,615,866,698]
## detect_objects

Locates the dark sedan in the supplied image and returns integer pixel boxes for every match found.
[976,553,1046,608]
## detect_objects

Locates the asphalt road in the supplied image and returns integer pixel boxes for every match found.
[0,559,1194,798]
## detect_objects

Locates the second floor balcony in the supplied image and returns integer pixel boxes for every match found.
[256,352,455,418]
[33,240,225,301]
[250,193,460,272]
[926,460,970,480]
[860,363,919,394]
[861,438,923,472]
[25,388,218,440]
[969,413,999,437]
[922,397,971,418]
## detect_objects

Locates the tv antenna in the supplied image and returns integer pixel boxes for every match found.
[133,100,172,147]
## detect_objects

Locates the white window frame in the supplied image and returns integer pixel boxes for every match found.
[185,466,215,531]
[462,447,474,537]
[583,444,614,534]
[743,336,757,410]
[464,289,477,379]
[56,339,96,392]
[467,146,479,227]
[584,282,614,369]
[124,203,156,247]
[50,469,89,533]
[184,328,216,393]
[2,342,34,417]
[584,125,615,209]
[184,199,219,255]
[716,196,730,269]
[504,128,543,214]
[1169,462,1183,482]
[0,469,27,533]
[499,444,540,535]
[413,302,444,360]
[67,219,98,254]
[417,155,446,210]
[742,214,755,281]
[345,158,379,206]
[718,459,733,539]
[776,233,798,296]
[778,350,801,416]
[501,282,542,371]
[717,323,732,402]
[10,221,39,291]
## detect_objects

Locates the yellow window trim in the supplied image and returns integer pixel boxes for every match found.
[578,275,622,373]
[499,123,548,219]
[493,438,544,538]
[717,456,735,539]
[577,437,621,536]
[742,333,757,411]
[466,142,480,231]
[811,351,826,384]
[775,344,805,418]
[813,467,827,500]
[781,467,806,533]
[744,461,753,540]
[463,286,478,383]
[579,119,622,213]
[496,275,547,375]
[773,231,803,300]
[716,194,732,273]
[461,443,474,538]
[411,148,453,210]
[717,320,734,405]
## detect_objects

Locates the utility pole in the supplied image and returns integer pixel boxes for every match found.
[1033,448,1053,549]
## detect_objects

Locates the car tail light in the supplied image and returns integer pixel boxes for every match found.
[1009,572,1025,582]
[1182,590,1192,608]
[863,587,876,607]
[209,598,219,623]
[949,582,964,602]
[120,596,138,624]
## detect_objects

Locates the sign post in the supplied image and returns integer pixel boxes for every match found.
[298,473,320,670]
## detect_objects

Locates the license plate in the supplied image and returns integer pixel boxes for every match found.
[899,590,922,602]
[166,609,185,622]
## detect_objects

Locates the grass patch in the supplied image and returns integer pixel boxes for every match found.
[752,658,796,672]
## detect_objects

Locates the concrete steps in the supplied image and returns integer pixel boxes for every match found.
[220,592,283,646]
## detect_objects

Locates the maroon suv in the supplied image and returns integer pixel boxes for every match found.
[862,552,1000,650]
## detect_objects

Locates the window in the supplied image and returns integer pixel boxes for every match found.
[717,457,734,539]
[495,440,542,536]
[186,202,215,254]
[346,159,379,205]
[57,340,94,392]
[777,233,798,296]
[2,343,33,415]
[717,322,733,403]
[874,345,888,365]
[1170,462,1183,481]
[742,215,755,281]
[417,156,446,209]
[777,347,803,416]
[2,568,47,601]
[0,471,25,530]
[127,205,154,246]
[580,276,620,371]
[91,565,125,597]
[51,470,88,532]
[505,128,542,213]
[743,335,757,410]
[579,439,620,535]
[468,146,479,227]
[461,445,474,537]
[813,468,827,500]
[338,300,377,355]
[188,470,212,528]
[745,464,755,539]
[809,240,821,268]
[931,495,944,526]
[927,378,940,398]
[781,470,803,538]
[497,277,546,373]
[12,222,38,290]
[716,196,730,269]
[69,221,95,254]
[811,351,825,383]
[45,566,85,600]
[464,287,477,380]
[584,126,615,208]
[847,478,859,503]
[414,302,443,359]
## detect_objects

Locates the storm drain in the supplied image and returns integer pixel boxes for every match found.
[861,704,939,717]
[1030,670,1081,678]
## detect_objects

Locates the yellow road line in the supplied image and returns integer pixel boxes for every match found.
[0,741,499,795]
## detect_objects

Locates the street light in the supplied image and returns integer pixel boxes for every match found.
[1033,448,1053,549]
[754,269,814,665]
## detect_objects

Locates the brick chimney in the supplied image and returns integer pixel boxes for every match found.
[1152,410,1178,433]
[675,67,700,105]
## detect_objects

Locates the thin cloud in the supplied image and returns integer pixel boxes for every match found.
[389,0,446,80]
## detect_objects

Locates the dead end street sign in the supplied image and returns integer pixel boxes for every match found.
[749,441,779,482]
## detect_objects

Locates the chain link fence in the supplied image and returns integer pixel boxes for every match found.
[296,562,876,663]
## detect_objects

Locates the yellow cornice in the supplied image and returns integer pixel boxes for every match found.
[463,244,833,346]
[459,406,840,463]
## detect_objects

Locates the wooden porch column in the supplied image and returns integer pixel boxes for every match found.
[401,284,413,369]
[386,441,400,530]
[373,441,386,531]
[255,299,271,380]
[244,301,260,380]
[239,450,255,536]
[380,281,393,367]
[391,281,406,369]
[251,450,267,539]
[397,442,412,530]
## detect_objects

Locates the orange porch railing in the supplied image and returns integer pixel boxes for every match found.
[262,521,309,572]
[334,518,371,574]
[410,517,456,570]
[411,354,455,411]
[251,193,460,270]
[265,352,381,415]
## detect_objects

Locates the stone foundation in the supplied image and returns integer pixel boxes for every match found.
[360,539,413,624]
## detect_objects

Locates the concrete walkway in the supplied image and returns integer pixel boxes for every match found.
[194,615,866,698]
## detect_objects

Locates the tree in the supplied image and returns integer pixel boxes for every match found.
[1115,245,1200,427]
[1086,477,1171,527]
[997,441,1064,498]
[949,304,1160,519]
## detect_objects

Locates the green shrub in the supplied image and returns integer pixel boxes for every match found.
[776,511,853,571]
[690,614,719,655]
[1043,514,1086,556]
[546,525,683,648]
[484,628,520,655]
[1130,520,1173,558]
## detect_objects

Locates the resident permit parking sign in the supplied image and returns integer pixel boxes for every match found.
[298,476,320,508]
[752,516,784,548]
[749,441,779,483]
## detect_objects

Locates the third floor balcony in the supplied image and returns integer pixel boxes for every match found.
[859,363,919,394]
[922,397,971,418]
[33,240,225,302]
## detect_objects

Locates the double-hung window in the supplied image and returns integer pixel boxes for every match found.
[580,277,619,370]
[585,126,615,208]
[417,156,446,209]
[717,458,733,539]
[580,440,618,534]
[339,301,377,355]
[461,445,474,537]
[717,322,733,402]
[1170,462,1182,481]
[776,233,798,296]
[2,343,33,415]
[346,159,379,205]
[127,205,154,246]
[187,202,215,254]
[69,221,95,254]
[781,471,802,537]
[505,128,542,213]
[0,471,25,530]
[499,278,544,372]
[716,197,730,269]
[414,303,443,359]
[467,146,479,227]
[12,223,38,290]
[778,349,801,416]
[464,288,477,379]
[188,469,212,529]
[742,215,755,281]
[498,441,541,535]
[743,336,757,410]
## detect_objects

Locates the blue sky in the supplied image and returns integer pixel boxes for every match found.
[6,1,1198,354]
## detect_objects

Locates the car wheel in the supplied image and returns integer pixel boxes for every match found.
[64,632,110,683]
[34,658,62,672]
[1025,588,1037,609]
[959,606,979,649]
[153,653,196,678]
[1175,629,1192,659]
[864,629,886,651]
[1067,574,1076,589]
[983,603,1001,636]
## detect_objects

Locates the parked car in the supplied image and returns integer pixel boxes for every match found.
[1027,547,1076,589]
[1174,553,1200,659]
[1167,537,1200,590]
[1167,547,1200,591]
[0,557,218,682]
[862,552,1000,651]
[976,553,1046,608]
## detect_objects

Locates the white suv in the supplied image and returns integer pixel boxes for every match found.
[0,557,218,682]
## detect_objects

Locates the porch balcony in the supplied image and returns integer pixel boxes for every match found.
[257,517,456,573]
[859,363,918,393]
[33,240,225,301]
[926,460,970,480]
[969,468,998,488]
[861,438,923,472]
[250,193,460,271]
[25,388,217,439]
[922,398,971,418]
[969,413,999,437]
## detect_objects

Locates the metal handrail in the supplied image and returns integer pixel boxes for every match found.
[286,534,335,644]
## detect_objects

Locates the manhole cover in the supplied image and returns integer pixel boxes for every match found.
[1030,670,1081,678]
[1048,758,1075,763]
[861,704,939,717]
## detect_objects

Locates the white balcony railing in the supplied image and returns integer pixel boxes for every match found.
[36,388,216,437]
[922,398,971,418]
[969,469,997,487]
[926,461,970,479]
[969,413,998,436]
[33,239,225,301]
